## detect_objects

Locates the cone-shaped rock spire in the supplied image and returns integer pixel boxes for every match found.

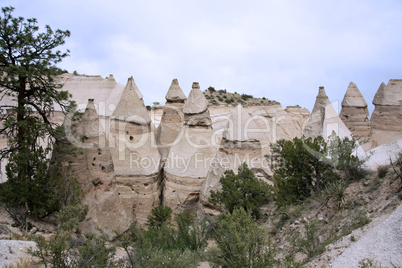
[156,79,187,161]
[340,83,371,150]
[165,79,186,102]
[386,79,402,102]
[83,99,105,138]
[304,86,355,140]
[303,87,331,138]
[163,82,215,215]
[312,86,331,113]
[126,76,143,100]
[373,82,399,106]
[341,82,368,107]
[183,82,208,114]
[370,81,402,148]
[112,77,151,124]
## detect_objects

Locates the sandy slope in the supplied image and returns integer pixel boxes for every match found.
[330,204,402,267]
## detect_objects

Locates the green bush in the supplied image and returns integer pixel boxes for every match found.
[209,163,271,219]
[207,86,216,92]
[268,135,366,207]
[147,205,172,229]
[115,210,209,267]
[327,133,367,181]
[241,94,253,100]
[209,207,277,268]
[269,136,337,207]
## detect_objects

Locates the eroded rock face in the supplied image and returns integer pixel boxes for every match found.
[155,79,186,161]
[303,86,353,140]
[163,82,217,214]
[109,79,162,226]
[340,82,371,150]
[56,100,130,235]
[303,87,332,138]
[183,82,209,115]
[370,82,402,148]
[199,105,272,215]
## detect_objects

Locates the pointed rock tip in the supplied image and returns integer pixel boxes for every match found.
[83,99,104,137]
[318,86,327,97]
[192,82,200,89]
[113,78,151,124]
[183,82,208,114]
[125,76,143,100]
[341,82,367,107]
[165,78,187,102]
[373,82,399,106]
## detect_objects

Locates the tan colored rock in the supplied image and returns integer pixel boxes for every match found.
[386,79,402,103]
[303,87,331,138]
[183,82,208,115]
[200,105,272,215]
[370,82,402,148]
[340,82,371,150]
[372,82,399,106]
[304,86,356,140]
[109,79,162,226]
[55,100,130,235]
[165,78,187,102]
[83,99,105,138]
[341,82,368,107]
[156,79,186,161]
[163,82,217,214]
[222,104,261,141]
[112,77,151,125]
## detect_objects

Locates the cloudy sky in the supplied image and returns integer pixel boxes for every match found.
[1,0,401,113]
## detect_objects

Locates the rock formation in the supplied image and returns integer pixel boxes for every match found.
[155,79,186,161]
[163,82,216,214]
[340,82,371,150]
[370,82,402,148]
[199,104,272,215]
[109,79,162,226]
[78,100,130,233]
[56,100,130,234]
[304,86,351,139]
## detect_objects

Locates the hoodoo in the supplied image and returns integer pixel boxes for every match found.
[370,81,402,148]
[304,86,353,140]
[109,78,162,226]
[155,79,187,161]
[163,82,216,214]
[340,82,371,150]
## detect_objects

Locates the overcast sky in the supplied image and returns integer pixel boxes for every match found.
[1,0,401,113]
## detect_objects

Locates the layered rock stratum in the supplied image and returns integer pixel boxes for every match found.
[370,81,402,149]
[109,78,162,226]
[340,82,371,150]
[162,82,217,214]
[155,79,186,161]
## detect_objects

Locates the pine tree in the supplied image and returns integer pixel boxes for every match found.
[0,6,74,218]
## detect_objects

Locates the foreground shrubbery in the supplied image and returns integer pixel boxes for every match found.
[268,134,367,207]
[209,163,271,219]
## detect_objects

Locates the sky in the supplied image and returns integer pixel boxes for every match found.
[1,0,401,114]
